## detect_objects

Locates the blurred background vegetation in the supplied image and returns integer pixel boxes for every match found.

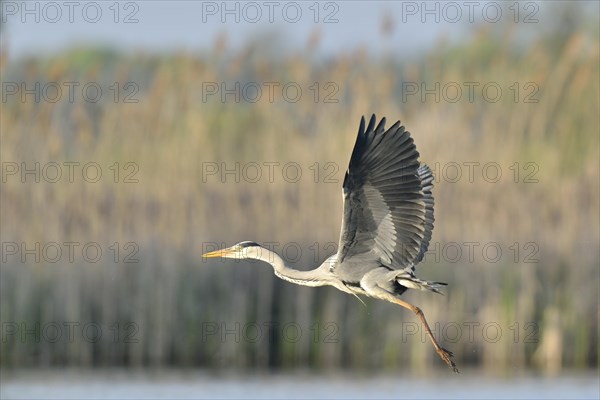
[1,6,598,376]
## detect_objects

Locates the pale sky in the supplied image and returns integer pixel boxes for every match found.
[0,1,593,60]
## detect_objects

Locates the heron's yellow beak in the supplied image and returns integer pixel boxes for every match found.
[202,247,235,258]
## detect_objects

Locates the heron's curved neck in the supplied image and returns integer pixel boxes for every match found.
[253,248,331,287]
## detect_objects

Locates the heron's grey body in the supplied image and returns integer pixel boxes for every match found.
[203,115,458,372]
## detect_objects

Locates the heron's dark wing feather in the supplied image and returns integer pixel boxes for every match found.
[335,115,434,276]
[413,163,435,265]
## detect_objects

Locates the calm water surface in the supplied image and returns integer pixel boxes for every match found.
[1,369,598,399]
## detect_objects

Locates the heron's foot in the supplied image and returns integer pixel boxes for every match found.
[436,347,460,373]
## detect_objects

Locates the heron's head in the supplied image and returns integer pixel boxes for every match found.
[202,241,265,260]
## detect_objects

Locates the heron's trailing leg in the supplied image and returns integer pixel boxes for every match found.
[391,297,459,373]
[360,270,458,373]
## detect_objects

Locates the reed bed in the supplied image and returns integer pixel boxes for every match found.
[1,26,598,373]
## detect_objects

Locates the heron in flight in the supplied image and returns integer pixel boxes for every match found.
[203,115,458,372]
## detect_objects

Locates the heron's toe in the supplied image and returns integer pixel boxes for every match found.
[438,347,459,374]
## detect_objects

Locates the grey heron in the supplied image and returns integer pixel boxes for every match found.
[203,115,458,372]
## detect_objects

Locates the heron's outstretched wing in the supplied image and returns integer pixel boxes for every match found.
[335,115,434,273]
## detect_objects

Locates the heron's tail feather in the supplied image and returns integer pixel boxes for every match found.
[393,270,447,295]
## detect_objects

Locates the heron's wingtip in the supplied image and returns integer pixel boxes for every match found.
[359,115,366,135]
